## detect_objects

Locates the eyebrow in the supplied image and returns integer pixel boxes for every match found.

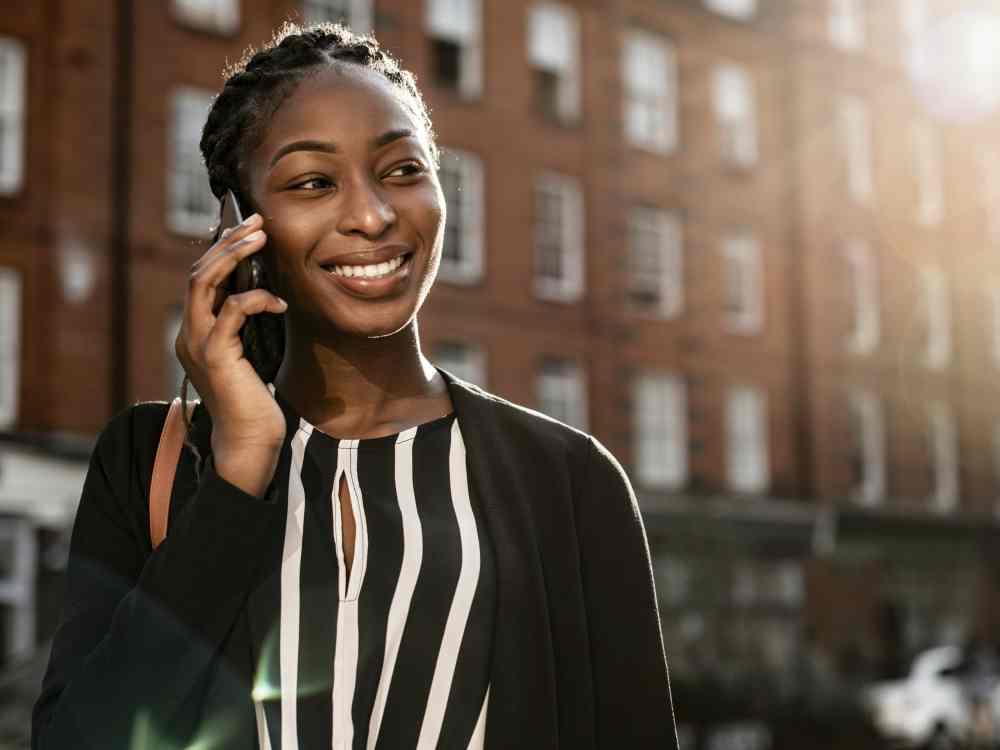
[268,129,416,168]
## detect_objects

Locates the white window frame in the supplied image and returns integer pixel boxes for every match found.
[433,340,487,386]
[627,206,683,318]
[528,2,581,123]
[703,0,757,21]
[426,0,483,98]
[722,230,763,334]
[829,0,866,51]
[0,268,21,429]
[622,30,678,154]
[536,357,588,431]
[844,239,879,355]
[438,148,485,284]
[920,266,951,370]
[172,0,240,34]
[534,172,585,302]
[726,385,769,494]
[634,373,688,490]
[912,121,944,226]
[713,62,758,168]
[840,95,874,204]
[168,87,217,237]
[927,401,959,512]
[301,0,373,32]
[848,389,885,506]
[0,38,26,195]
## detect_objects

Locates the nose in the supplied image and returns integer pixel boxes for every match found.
[336,175,397,239]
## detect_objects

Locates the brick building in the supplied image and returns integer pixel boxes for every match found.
[2,0,1000,729]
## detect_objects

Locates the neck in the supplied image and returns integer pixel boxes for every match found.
[272,316,448,435]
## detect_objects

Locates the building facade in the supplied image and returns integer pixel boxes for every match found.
[3,0,1000,736]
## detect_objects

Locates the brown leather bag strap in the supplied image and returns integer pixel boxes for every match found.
[149,398,196,550]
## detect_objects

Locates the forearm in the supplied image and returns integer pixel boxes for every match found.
[33,462,282,749]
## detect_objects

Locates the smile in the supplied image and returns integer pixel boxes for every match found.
[321,252,414,297]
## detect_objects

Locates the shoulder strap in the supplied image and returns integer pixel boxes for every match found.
[149,398,196,550]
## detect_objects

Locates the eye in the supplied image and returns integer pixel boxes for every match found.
[384,162,426,179]
[293,176,333,190]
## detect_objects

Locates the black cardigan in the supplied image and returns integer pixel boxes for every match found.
[32,367,678,749]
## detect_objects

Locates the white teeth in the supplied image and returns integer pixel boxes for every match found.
[330,254,406,279]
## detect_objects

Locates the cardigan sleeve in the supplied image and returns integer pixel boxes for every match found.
[31,404,283,750]
[577,435,679,749]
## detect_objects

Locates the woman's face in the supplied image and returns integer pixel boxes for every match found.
[246,64,444,342]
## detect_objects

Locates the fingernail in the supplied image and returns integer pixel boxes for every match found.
[244,230,264,242]
[277,297,288,309]
[242,213,260,226]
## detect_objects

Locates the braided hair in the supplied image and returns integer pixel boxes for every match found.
[178,21,439,475]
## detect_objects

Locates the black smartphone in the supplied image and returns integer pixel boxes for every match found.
[221,189,264,295]
[218,190,284,382]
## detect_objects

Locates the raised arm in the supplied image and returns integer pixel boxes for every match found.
[31,403,283,749]
[576,435,679,748]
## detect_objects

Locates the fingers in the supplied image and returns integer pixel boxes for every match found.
[186,229,269,339]
[190,212,263,273]
[204,289,288,361]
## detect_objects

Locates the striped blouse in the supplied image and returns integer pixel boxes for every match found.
[253,385,496,750]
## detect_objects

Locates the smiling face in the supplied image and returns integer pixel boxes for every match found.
[245,63,445,342]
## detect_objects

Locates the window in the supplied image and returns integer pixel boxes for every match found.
[848,389,885,505]
[437,149,485,284]
[722,230,763,333]
[528,3,580,123]
[655,557,691,607]
[536,357,588,431]
[0,268,21,430]
[302,0,372,32]
[433,340,487,386]
[0,38,26,195]
[713,63,757,168]
[844,240,879,354]
[979,149,1000,244]
[920,266,951,369]
[726,385,769,494]
[912,121,944,225]
[829,0,866,51]
[172,0,239,34]
[427,0,482,97]
[927,401,958,512]
[840,95,874,204]
[703,0,756,21]
[0,519,37,660]
[627,206,683,318]
[168,88,216,237]
[634,373,688,490]
[534,173,584,301]
[622,30,677,153]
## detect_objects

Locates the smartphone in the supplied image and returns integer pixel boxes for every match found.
[218,190,284,382]
[221,190,263,295]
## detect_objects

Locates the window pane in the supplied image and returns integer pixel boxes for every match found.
[433,340,487,386]
[840,95,874,203]
[703,0,757,20]
[634,374,688,489]
[168,88,217,236]
[726,386,769,493]
[722,231,763,333]
[849,389,885,505]
[173,0,239,34]
[927,402,958,511]
[0,268,21,429]
[534,175,583,300]
[829,0,866,50]
[713,63,757,167]
[0,38,25,194]
[537,358,587,430]
[438,149,485,283]
[628,207,683,317]
[844,240,879,354]
[623,31,677,153]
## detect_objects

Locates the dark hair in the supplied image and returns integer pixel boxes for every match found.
[178,21,438,475]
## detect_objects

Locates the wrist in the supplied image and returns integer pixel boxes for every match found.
[211,445,281,500]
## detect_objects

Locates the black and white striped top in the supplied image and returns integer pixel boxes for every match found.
[253,385,496,750]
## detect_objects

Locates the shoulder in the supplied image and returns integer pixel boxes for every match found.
[446,371,592,457]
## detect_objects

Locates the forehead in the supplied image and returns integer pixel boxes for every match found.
[255,64,422,159]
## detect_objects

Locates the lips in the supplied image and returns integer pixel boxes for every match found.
[321,252,414,299]
[318,243,414,268]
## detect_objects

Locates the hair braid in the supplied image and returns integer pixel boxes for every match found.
[178,20,438,479]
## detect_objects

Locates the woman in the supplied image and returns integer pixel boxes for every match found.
[32,22,677,750]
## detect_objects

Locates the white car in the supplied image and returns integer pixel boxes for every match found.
[862,645,998,749]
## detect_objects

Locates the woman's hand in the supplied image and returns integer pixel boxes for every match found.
[174,213,288,497]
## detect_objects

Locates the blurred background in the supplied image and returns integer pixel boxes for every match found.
[3,0,1000,747]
